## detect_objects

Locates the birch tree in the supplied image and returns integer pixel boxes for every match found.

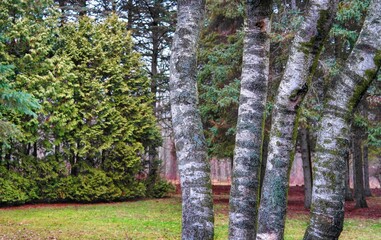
[228,0,271,238]
[168,0,214,239]
[256,0,338,239]
[304,0,381,237]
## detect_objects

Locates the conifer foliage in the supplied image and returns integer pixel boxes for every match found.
[0,0,162,205]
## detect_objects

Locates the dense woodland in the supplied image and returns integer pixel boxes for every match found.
[0,0,380,239]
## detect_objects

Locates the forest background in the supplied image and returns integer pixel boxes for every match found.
[0,0,380,212]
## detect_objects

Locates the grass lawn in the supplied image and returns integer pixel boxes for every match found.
[0,196,380,239]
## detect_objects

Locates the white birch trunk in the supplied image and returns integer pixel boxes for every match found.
[304,0,381,238]
[168,1,214,239]
[228,1,272,239]
[256,0,338,239]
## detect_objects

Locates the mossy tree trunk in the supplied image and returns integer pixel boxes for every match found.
[168,1,214,239]
[228,1,272,239]
[256,0,338,239]
[304,0,381,238]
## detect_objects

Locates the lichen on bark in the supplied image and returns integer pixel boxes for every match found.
[304,0,381,238]
[169,1,214,239]
[228,0,272,238]
[256,0,339,239]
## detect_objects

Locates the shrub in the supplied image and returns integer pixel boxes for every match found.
[116,181,146,200]
[0,166,39,205]
[67,168,122,203]
[0,178,29,205]
[150,179,176,198]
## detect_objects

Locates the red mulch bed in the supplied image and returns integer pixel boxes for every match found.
[2,186,380,219]
[177,185,381,219]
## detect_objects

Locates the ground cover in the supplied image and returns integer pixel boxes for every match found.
[0,186,380,239]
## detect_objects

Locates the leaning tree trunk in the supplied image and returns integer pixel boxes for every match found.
[304,0,381,238]
[168,1,214,239]
[352,124,368,208]
[300,126,313,209]
[256,0,338,239]
[228,1,272,239]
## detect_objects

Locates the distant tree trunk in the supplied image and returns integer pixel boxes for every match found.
[362,99,372,197]
[111,0,117,13]
[6,150,11,170]
[363,139,372,196]
[352,125,368,208]
[291,0,297,10]
[304,0,381,237]
[146,147,159,196]
[357,95,372,197]
[257,0,338,239]
[146,6,160,195]
[78,0,87,16]
[33,142,37,158]
[169,1,214,239]
[345,152,353,201]
[300,126,312,209]
[57,0,66,25]
[377,161,381,189]
[126,0,133,30]
[228,0,272,239]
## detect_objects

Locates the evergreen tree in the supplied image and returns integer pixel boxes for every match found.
[0,0,163,203]
[197,5,243,158]
[0,64,40,147]
[44,15,160,195]
[0,0,55,155]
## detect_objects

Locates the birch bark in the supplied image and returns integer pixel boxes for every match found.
[256,0,338,239]
[228,1,272,238]
[304,0,381,238]
[168,1,214,239]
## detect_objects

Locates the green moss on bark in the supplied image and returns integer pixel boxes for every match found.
[300,10,330,55]
[347,51,381,113]
[374,50,381,67]
[348,73,378,113]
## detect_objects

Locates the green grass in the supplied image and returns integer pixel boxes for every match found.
[284,216,381,240]
[0,196,380,239]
